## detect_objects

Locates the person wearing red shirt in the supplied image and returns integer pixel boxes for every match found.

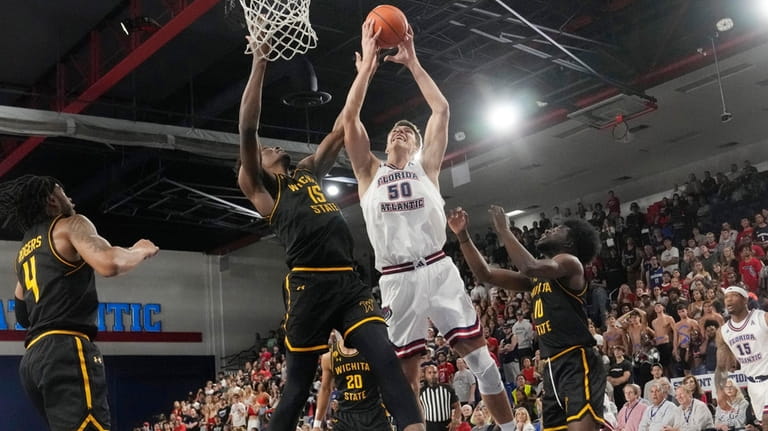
[483,326,499,358]
[436,352,456,384]
[171,415,186,431]
[738,243,765,293]
[735,217,754,246]
[520,357,539,385]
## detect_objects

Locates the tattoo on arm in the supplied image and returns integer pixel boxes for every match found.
[69,215,111,253]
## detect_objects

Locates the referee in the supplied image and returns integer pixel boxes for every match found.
[420,364,462,431]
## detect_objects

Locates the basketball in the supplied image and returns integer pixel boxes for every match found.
[366,5,408,49]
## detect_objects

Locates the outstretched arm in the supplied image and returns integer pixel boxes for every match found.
[488,205,584,290]
[385,26,449,181]
[447,207,532,291]
[237,37,273,214]
[342,20,381,194]
[65,214,158,277]
[296,113,344,177]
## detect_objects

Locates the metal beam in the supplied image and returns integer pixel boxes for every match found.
[0,0,221,178]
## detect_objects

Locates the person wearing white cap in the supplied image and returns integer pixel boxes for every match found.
[716,285,768,426]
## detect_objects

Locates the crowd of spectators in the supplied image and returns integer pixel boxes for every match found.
[138,161,768,431]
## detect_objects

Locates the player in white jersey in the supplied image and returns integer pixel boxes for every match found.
[341,20,515,430]
[716,285,768,426]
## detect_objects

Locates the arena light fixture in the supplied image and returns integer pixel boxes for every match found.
[486,103,519,134]
[716,17,734,32]
[505,209,524,217]
[325,184,340,197]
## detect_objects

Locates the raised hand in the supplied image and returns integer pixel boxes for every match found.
[447,207,469,235]
[132,239,159,259]
[383,25,416,68]
[355,19,381,73]
[245,35,270,60]
[488,205,510,233]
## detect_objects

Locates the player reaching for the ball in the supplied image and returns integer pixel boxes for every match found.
[342,19,516,430]
[447,205,606,431]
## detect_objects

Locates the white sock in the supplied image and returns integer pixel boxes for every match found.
[499,421,516,431]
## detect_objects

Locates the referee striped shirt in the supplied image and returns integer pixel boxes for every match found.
[420,383,458,423]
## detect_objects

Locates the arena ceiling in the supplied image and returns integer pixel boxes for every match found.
[0,0,767,253]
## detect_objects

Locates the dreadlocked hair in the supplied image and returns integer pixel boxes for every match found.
[0,175,60,232]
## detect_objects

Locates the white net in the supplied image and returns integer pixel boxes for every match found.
[239,0,317,61]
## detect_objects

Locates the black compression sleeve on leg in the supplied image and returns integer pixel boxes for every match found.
[347,322,422,428]
[267,351,320,431]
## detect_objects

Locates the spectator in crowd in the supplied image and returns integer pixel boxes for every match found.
[603,316,628,357]
[638,381,682,431]
[674,385,713,431]
[513,407,536,431]
[755,213,768,250]
[714,378,750,431]
[737,243,764,294]
[453,358,477,406]
[661,238,680,273]
[673,306,702,376]
[510,374,537,416]
[608,345,633,409]
[616,384,646,431]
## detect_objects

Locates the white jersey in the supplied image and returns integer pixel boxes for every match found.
[721,309,768,378]
[361,161,446,270]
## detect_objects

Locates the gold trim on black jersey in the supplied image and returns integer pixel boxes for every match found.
[344,316,386,339]
[285,338,328,352]
[543,346,606,429]
[26,330,91,349]
[65,261,88,276]
[282,272,331,353]
[282,273,290,337]
[565,347,604,424]
[48,215,79,268]
[292,266,354,272]
[267,173,283,223]
[553,278,587,303]
[75,414,108,431]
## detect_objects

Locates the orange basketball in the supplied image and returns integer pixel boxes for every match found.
[366,5,409,49]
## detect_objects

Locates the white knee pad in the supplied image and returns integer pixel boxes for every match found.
[463,348,504,395]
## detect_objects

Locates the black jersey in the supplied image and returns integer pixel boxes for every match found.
[268,169,354,268]
[530,276,595,357]
[331,343,382,413]
[15,216,97,346]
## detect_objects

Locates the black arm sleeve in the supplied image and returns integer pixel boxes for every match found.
[14,298,30,328]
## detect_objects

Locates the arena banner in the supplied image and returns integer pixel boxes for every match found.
[0,299,202,342]
[670,372,748,394]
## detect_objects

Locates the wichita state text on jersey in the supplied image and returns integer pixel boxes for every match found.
[15,216,97,346]
[331,343,382,412]
[268,169,354,268]
[530,277,594,357]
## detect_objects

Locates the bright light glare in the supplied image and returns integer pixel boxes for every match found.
[487,104,519,133]
[760,0,768,19]
[326,184,340,196]
[505,210,524,217]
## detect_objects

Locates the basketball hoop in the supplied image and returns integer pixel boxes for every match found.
[240,0,317,61]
